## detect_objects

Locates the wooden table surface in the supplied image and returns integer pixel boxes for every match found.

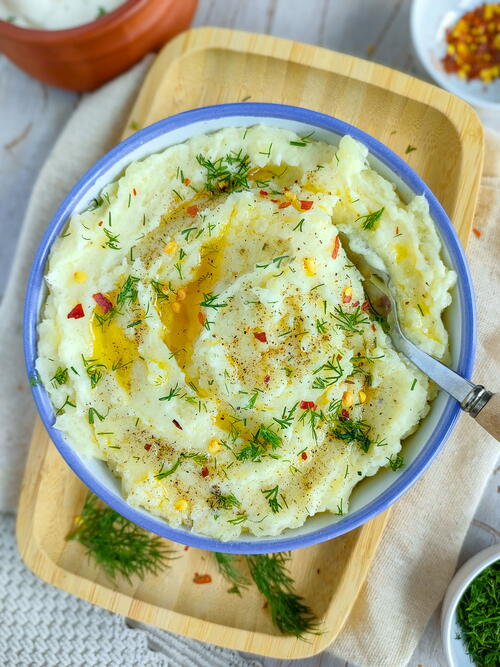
[1,1,498,665]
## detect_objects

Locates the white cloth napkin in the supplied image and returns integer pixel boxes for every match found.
[0,57,498,667]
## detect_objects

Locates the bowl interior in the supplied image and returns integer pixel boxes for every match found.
[24,104,475,553]
[411,0,500,109]
[442,545,500,667]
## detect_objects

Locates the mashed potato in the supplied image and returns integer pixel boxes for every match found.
[36,126,455,539]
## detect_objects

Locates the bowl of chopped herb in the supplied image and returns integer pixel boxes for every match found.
[441,542,500,666]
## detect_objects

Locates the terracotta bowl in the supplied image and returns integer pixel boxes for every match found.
[0,0,198,91]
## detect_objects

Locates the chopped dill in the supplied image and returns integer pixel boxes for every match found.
[332,417,371,453]
[211,491,241,510]
[51,367,68,388]
[159,383,182,401]
[88,407,106,424]
[199,292,228,309]
[289,131,315,147]
[273,403,299,430]
[331,305,369,334]
[387,454,404,471]
[456,560,500,666]
[405,144,417,154]
[197,151,251,195]
[55,395,76,415]
[312,356,343,389]
[262,485,284,513]
[356,207,384,230]
[411,378,417,391]
[256,254,290,270]
[82,355,106,389]
[150,280,170,302]
[103,227,121,249]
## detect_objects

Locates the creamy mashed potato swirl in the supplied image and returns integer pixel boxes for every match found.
[37,126,455,540]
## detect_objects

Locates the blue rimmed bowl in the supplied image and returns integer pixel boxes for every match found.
[24,103,476,554]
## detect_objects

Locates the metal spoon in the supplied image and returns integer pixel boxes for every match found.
[339,233,499,441]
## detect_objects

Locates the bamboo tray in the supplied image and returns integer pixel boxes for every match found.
[17,27,483,660]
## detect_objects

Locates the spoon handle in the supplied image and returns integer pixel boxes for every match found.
[474,394,500,441]
[393,333,499,442]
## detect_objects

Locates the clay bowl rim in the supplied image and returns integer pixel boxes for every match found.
[0,0,152,42]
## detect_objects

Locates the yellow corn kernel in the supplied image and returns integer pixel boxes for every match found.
[342,390,354,408]
[284,189,297,201]
[163,240,177,254]
[177,288,187,301]
[208,438,222,454]
[73,271,87,283]
[171,301,181,313]
[303,257,316,276]
[358,390,367,404]
[174,498,189,511]
[343,286,352,298]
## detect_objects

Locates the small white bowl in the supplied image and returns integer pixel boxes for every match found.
[411,0,500,110]
[441,542,500,666]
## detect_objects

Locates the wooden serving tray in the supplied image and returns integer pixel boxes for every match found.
[17,27,483,660]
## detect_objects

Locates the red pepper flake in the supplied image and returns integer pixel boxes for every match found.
[67,303,84,319]
[371,323,376,332]
[270,199,280,203]
[132,188,137,196]
[300,400,317,410]
[183,178,191,186]
[300,200,313,210]
[473,228,481,238]
[92,292,113,313]
[264,375,270,384]
[352,300,360,307]
[254,331,267,343]
[331,234,340,259]
[259,189,268,196]
[361,300,370,311]
[278,201,291,209]
[193,573,212,584]
[183,545,190,551]
[172,419,183,430]
[342,293,352,304]
[197,311,206,325]
[187,205,199,218]
[341,409,350,418]
[98,220,104,227]
[201,466,209,477]
[144,443,152,451]
[301,451,308,460]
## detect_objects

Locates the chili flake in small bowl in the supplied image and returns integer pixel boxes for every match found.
[411,0,500,110]
[442,3,500,84]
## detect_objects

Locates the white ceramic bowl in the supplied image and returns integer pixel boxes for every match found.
[411,0,500,110]
[441,542,500,666]
[24,104,476,553]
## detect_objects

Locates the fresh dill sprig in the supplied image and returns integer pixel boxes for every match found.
[298,406,326,442]
[331,305,369,334]
[262,485,284,513]
[236,423,282,461]
[246,553,320,638]
[356,207,384,230]
[66,493,175,583]
[332,416,371,453]
[273,403,298,430]
[103,227,121,249]
[117,275,139,308]
[214,553,250,595]
[197,151,251,195]
[289,131,315,147]
[199,292,228,309]
[312,356,344,389]
[155,452,207,479]
[81,355,106,389]
[51,367,69,388]
[256,254,290,270]
[159,383,182,401]
[211,491,241,510]
[150,279,170,302]
[387,454,404,471]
